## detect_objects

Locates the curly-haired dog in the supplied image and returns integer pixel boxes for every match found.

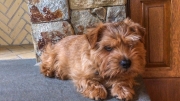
[40,18,146,101]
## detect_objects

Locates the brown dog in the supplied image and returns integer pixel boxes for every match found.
[40,18,146,101]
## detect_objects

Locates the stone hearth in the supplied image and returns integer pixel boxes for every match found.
[28,0,127,62]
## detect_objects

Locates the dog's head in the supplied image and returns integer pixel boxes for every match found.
[86,18,146,79]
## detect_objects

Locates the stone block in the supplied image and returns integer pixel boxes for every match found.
[71,10,102,34]
[69,0,127,9]
[106,6,126,22]
[28,0,69,23]
[91,7,106,22]
[31,21,74,61]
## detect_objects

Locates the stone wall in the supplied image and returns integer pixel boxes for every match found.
[28,0,127,62]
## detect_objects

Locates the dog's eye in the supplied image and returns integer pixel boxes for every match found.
[104,46,113,51]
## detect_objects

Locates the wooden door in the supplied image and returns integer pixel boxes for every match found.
[128,0,180,100]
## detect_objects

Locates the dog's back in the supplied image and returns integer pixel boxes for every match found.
[40,34,92,79]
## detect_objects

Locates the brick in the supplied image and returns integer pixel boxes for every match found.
[25,0,28,3]
[0,3,7,13]
[8,8,24,29]
[28,0,69,23]
[0,0,5,3]
[69,0,127,9]
[13,30,27,45]
[0,37,8,45]
[25,24,31,33]
[21,2,29,12]
[0,1,32,46]
[22,40,29,44]
[0,30,12,44]
[10,19,26,39]
[0,12,9,24]
[4,0,13,8]
[6,0,23,18]
[0,21,11,34]
[25,34,33,43]
[23,13,31,24]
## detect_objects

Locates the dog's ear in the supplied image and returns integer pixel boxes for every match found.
[86,23,105,48]
[123,18,146,43]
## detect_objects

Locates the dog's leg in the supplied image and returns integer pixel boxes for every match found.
[74,79,107,100]
[41,54,69,79]
[54,63,69,80]
[110,79,135,101]
[40,44,56,77]
[40,57,55,78]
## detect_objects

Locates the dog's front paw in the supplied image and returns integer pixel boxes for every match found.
[111,84,134,101]
[81,81,107,100]
[85,84,107,100]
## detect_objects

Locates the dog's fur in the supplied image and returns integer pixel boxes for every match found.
[40,18,146,100]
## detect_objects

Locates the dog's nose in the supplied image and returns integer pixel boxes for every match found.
[120,59,131,69]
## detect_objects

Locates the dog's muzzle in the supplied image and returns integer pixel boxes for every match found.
[120,59,131,69]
